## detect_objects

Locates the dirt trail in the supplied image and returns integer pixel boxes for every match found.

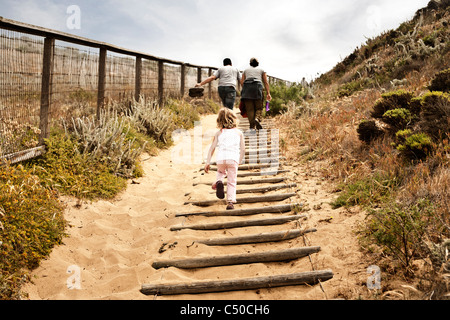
[23,113,369,300]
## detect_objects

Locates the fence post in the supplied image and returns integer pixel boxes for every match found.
[158,60,164,106]
[180,63,186,98]
[197,67,202,84]
[97,47,107,120]
[39,37,55,145]
[135,56,142,102]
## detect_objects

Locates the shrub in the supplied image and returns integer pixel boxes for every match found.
[0,164,66,299]
[128,97,174,144]
[357,119,384,143]
[267,82,306,116]
[337,79,370,98]
[28,130,127,200]
[419,91,450,141]
[396,132,433,160]
[371,90,415,119]
[331,173,399,209]
[65,109,145,178]
[361,199,435,270]
[382,108,416,130]
[428,68,450,92]
[166,99,200,130]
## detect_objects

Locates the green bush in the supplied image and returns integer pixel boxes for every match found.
[419,91,450,141]
[331,173,399,209]
[0,164,66,299]
[267,82,306,116]
[337,79,370,97]
[396,132,433,160]
[371,90,415,119]
[28,130,127,200]
[382,108,416,130]
[361,199,435,269]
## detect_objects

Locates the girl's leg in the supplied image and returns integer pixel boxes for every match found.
[225,161,239,203]
[214,163,227,199]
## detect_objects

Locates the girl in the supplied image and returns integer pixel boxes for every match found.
[204,108,245,210]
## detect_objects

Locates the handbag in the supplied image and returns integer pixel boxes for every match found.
[239,100,247,118]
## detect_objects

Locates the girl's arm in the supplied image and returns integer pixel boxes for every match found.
[205,132,219,173]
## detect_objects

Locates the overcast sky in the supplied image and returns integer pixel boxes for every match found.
[1,0,430,82]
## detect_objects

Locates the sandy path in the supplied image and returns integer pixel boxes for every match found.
[23,113,369,300]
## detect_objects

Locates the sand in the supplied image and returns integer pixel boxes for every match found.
[22,113,370,300]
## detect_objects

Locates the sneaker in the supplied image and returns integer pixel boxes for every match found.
[216,181,225,199]
[226,202,234,210]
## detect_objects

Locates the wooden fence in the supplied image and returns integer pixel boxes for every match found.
[0,17,291,164]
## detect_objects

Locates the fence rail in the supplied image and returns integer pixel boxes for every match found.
[0,17,291,164]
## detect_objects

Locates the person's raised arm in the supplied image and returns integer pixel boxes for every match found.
[196,75,217,88]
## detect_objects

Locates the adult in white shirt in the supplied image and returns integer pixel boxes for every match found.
[196,58,242,110]
[240,57,272,130]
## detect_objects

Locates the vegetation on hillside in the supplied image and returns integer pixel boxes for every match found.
[277,0,450,299]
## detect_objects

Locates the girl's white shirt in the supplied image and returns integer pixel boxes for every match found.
[216,128,242,164]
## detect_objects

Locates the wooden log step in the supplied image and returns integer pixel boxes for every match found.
[184,193,296,207]
[245,149,278,155]
[175,203,300,218]
[140,270,333,296]
[209,157,283,166]
[193,177,286,186]
[152,246,321,270]
[199,161,281,172]
[237,170,289,177]
[196,228,317,246]
[170,214,306,231]
[236,183,297,194]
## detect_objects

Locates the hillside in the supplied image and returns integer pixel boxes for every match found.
[276,0,449,299]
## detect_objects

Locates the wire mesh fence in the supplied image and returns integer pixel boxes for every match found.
[0,17,290,164]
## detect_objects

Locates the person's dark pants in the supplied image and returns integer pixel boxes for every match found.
[218,86,237,110]
[243,99,263,130]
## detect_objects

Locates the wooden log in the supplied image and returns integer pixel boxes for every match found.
[237,170,289,177]
[176,203,299,218]
[170,214,306,231]
[200,163,280,172]
[140,270,333,296]
[193,177,286,186]
[152,246,321,269]
[196,229,317,246]
[236,183,297,194]
[184,193,296,207]
[209,157,283,166]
